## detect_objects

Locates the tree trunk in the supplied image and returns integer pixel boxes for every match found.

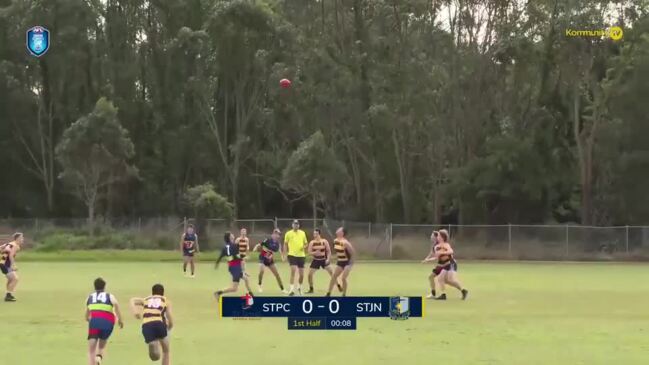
[87,196,96,235]
[312,192,317,231]
[392,130,411,222]
[573,86,593,225]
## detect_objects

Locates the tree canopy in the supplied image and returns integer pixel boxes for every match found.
[1,0,648,225]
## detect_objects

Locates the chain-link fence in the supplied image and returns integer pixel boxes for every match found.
[1,218,648,261]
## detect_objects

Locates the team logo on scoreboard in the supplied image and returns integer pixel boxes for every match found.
[389,296,410,320]
[26,26,50,57]
[241,293,254,310]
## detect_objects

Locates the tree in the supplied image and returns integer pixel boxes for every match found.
[184,183,234,220]
[281,131,347,228]
[55,98,137,226]
[199,1,283,218]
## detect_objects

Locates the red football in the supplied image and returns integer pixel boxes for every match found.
[279,78,292,89]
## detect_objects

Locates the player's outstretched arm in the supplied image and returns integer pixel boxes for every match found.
[130,297,144,319]
[346,241,356,264]
[111,294,125,329]
[253,243,261,252]
[324,240,332,264]
[215,246,227,268]
[307,240,314,256]
[282,238,288,261]
[166,301,174,331]
[422,245,436,263]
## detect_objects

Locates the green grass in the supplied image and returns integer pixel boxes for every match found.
[18,250,186,262]
[2,260,648,365]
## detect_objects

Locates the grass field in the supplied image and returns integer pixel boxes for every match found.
[2,259,649,365]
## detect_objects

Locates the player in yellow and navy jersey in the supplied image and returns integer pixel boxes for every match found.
[326,227,356,297]
[430,230,468,300]
[130,284,174,365]
[85,278,124,365]
[235,228,250,274]
[180,224,199,278]
[1,232,23,302]
[214,232,253,299]
[306,228,342,294]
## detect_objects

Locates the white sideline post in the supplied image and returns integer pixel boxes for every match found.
[508,223,512,257]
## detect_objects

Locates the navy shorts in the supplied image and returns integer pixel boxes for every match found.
[336,261,350,268]
[183,250,195,257]
[433,262,453,275]
[142,322,168,344]
[288,255,305,268]
[229,265,243,282]
[259,256,274,267]
[310,259,329,270]
[0,263,11,275]
[450,260,458,271]
[88,319,114,340]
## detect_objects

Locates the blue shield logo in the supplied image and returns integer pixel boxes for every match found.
[389,296,410,320]
[26,26,50,57]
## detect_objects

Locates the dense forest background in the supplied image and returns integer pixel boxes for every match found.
[1,0,648,225]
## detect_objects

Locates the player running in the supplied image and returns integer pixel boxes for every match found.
[429,229,468,300]
[85,278,124,365]
[253,228,287,293]
[306,228,342,294]
[214,232,253,299]
[421,231,440,298]
[235,228,250,275]
[180,224,199,278]
[283,220,308,296]
[130,284,174,365]
[326,227,356,297]
[1,232,23,302]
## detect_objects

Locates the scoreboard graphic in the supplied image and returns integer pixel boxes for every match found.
[220,296,424,330]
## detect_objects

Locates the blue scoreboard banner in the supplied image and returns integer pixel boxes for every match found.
[219,296,423,319]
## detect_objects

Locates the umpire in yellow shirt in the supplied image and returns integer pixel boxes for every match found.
[283,220,308,296]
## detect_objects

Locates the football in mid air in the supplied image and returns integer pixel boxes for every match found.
[279,78,292,89]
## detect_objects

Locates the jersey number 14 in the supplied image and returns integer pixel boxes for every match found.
[91,292,108,303]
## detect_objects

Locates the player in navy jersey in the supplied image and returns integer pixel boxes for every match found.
[214,232,253,299]
[253,228,287,293]
[85,278,124,365]
[180,224,200,278]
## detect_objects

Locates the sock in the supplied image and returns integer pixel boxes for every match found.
[310,286,314,291]
[432,289,436,296]
[279,284,284,290]
[325,292,331,297]
[217,290,223,295]
[183,265,187,273]
[297,284,301,291]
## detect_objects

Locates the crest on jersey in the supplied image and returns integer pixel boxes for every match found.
[390,296,410,320]
[26,26,50,57]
